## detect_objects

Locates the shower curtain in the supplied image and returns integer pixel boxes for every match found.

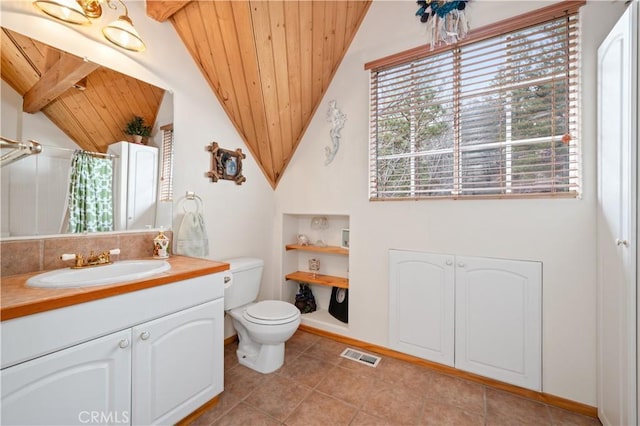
[67,150,114,233]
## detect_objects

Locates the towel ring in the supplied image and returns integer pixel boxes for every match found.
[179,191,203,213]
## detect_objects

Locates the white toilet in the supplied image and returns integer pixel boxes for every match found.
[224,257,301,373]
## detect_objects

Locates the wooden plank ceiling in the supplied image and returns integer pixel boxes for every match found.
[0,28,165,154]
[165,1,371,187]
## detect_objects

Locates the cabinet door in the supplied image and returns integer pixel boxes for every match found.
[132,299,223,426]
[1,330,132,426]
[389,250,455,366]
[597,3,638,425]
[455,256,541,391]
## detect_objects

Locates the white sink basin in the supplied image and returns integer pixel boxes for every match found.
[27,260,171,288]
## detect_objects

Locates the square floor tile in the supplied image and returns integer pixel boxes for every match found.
[316,365,376,408]
[212,402,280,426]
[277,354,334,388]
[424,373,485,415]
[304,337,349,364]
[377,356,432,393]
[286,330,321,353]
[486,388,551,425]
[224,364,269,399]
[360,379,425,425]
[244,374,312,421]
[421,399,484,426]
[283,390,357,426]
[191,392,243,426]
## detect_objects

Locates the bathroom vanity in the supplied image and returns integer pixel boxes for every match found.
[0,256,228,426]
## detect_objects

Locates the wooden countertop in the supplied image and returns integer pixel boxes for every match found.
[1,256,229,321]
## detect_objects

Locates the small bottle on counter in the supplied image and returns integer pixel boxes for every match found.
[153,229,170,259]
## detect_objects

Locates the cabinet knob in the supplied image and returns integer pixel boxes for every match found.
[446,259,453,266]
[616,238,629,247]
[118,338,130,349]
[457,262,465,268]
[140,331,151,341]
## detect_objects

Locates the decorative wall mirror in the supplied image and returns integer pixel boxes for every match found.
[206,142,246,185]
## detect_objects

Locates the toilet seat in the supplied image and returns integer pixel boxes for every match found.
[243,300,300,325]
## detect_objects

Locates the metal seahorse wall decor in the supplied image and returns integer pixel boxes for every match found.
[325,100,346,165]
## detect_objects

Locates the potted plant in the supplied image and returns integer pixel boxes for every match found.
[124,116,152,144]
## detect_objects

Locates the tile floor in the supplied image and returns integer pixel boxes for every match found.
[191,330,601,426]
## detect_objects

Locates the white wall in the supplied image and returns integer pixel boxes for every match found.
[275,0,626,406]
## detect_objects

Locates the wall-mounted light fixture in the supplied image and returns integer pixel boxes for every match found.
[33,0,146,52]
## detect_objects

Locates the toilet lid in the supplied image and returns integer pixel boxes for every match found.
[244,300,300,325]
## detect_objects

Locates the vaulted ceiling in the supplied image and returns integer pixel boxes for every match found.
[151,0,372,187]
[1,1,371,187]
[0,28,165,154]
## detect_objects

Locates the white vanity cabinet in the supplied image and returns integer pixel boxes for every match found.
[1,272,225,426]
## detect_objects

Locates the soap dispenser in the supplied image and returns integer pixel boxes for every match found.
[153,229,170,259]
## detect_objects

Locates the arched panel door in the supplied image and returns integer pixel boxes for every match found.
[454,255,541,391]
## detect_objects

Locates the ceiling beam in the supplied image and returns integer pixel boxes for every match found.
[146,0,192,22]
[23,54,99,113]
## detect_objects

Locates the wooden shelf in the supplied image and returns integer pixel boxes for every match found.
[285,271,349,289]
[285,244,348,255]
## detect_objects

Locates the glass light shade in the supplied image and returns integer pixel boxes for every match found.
[33,0,91,25]
[102,15,146,52]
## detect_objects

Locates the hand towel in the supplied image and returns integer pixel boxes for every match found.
[175,211,209,258]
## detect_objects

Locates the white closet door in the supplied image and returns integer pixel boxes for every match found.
[455,256,541,391]
[597,3,638,425]
[389,250,455,366]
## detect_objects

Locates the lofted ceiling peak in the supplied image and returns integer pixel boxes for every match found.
[164,0,371,188]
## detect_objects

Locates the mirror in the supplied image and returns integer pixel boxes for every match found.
[0,27,173,238]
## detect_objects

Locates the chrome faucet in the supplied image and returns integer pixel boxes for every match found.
[60,249,120,268]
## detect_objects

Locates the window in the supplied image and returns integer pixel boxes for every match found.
[367,3,582,200]
[158,124,174,202]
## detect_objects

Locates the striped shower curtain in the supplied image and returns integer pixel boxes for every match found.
[67,150,114,233]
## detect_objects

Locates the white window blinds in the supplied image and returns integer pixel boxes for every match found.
[159,124,174,202]
[369,9,581,200]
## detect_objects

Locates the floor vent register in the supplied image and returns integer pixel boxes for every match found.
[340,348,381,368]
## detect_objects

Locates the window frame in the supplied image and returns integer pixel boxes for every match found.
[366,1,584,201]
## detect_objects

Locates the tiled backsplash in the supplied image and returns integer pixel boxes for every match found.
[1,231,173,277]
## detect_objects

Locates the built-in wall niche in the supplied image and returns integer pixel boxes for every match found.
[282,214,349,333]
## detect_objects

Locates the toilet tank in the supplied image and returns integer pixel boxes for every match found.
[224,257,264,310]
